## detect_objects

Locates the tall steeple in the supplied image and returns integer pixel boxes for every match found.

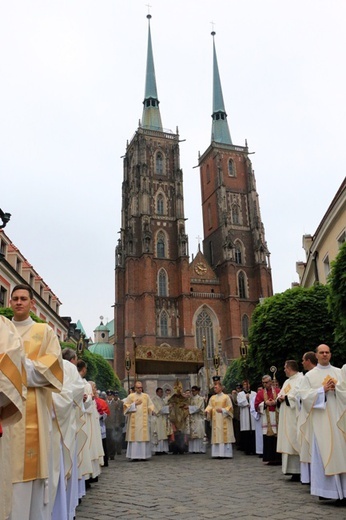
[211,31,232,145]
[141,14,163,131]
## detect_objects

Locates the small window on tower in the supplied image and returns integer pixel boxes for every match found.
[157,194,164,215]
[156,152,164,175]
[228,159,235,177]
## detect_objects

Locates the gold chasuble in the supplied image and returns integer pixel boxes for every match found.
[10,320,63,483]
[0,316,25,520]
[124,392,154,442]
[205,392,235,445]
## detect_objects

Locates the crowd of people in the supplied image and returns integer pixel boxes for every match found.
[1,282,346,519]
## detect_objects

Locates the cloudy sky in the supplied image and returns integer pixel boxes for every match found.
[1,1,345,338]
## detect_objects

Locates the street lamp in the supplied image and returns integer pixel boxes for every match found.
[0,209,11,229]
[132,332,137,379]
[202,336,210,394]
[125,351,132,392]
[213,339,221,375]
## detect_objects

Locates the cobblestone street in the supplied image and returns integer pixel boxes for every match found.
[76,449,346,520]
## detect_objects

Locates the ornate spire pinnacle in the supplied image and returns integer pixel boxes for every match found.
[211,31,232,145]
[141,14,163,131]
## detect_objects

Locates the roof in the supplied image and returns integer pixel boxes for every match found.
[88,342,114,360]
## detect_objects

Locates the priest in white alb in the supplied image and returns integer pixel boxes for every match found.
[205,376,234,458]
[123,380,155,460]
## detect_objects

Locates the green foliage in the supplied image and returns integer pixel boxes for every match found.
[0,307,44,322]
[328,241,346,351]
[223,358,245,392]
[247,284,336,384]
[80,349,123,393]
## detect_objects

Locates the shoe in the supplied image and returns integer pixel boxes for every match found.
[290,474,300,482]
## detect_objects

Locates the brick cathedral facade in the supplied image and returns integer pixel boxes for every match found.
[114,18,272,386]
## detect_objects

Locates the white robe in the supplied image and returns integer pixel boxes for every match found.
[299,364,346,499]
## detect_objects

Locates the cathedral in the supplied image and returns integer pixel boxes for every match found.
[114,15,272,392]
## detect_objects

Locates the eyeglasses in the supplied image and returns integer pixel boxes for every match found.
[262,381,270,384]
[135,387,143,390]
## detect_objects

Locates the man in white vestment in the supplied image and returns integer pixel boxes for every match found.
[237,380,256,455]
[0,316,25,520]
[297,351,317,484]
[188,385,206,454]
[9,284,63,520]
[151,387,169,454]
[299,344,346,501]
[61,348,86,520]
[123,380,154,460]
[276,360,303,480]
[205,377,234,458]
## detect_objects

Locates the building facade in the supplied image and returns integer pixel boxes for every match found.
[114,17,272,389]
[296,177,346,286]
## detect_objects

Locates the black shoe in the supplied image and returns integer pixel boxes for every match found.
[290,474,300,482]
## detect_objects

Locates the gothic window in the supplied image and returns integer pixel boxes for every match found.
[160,311,168,336]
[242,314,249,339]
[196,309,214,358]
[228,158,235,177]
[234,240,244,264]
[238,271,247,299]
[206,164,210,183]
[156,152,164,175]
[158,269,168,296]
[208,203,212,229]
[157,194,164,215]
[157,231,166,258]
[232,204,240,225]
[209,241,214,265]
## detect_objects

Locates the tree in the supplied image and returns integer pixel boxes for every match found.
[328,241,346,353]
[246,284,335,385]
[0,307,44,322]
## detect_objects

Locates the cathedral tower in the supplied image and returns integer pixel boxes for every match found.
[198,32,273,358]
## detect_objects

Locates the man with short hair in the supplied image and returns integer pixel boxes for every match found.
[237,380,256,455]
[9,284,63,520]
[205,377,234,458]
[151,387,169,454]
[302,351,318,373]
[188,385,206,454]
[277,360,304,480]
[255,375,281,465]
[299,344,346,501]
[123,381,155,460]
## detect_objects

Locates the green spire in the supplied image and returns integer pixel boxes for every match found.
[211,32,232,145]
[141,15,163,131]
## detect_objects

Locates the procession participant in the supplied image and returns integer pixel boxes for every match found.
[254,375,281,465]
[105,391,124,458]
[168,379,190,455]
[299,344,346,501]
[230,384,241,448]
[250,384,263,457]
[94,384,109,466]
[151,387,169,454]
[0,316,25,520]
[9,284,63,520]
[297,351,317,484]
[88,382,105,475]
[276,360,304,480]
[237,380,256,455]
[188,385,206,454]
[61,348,86,520]
[123,380,155,460]
[76,360,94,488]
[205,376,235,459]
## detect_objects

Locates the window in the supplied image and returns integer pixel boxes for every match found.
[160,311,168,336]
[206,164,210,183]
[337,230,346,247]
[157,194,164,215]
[157,231,166,258]
[196,310,214,358]
[208,203,212,228]
[242,315,249,339]
[232,205,240,225]
[323,254,330,278]
[235,245,242,264]
[228,158,235,177]
[0,286,7,307]
[238,271,247,298]
[158,269,167,296]
[156,152,164,175]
